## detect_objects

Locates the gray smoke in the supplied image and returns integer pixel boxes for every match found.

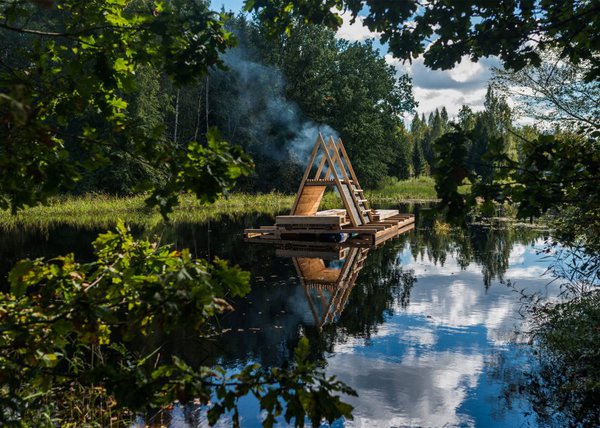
[219,47,338,165]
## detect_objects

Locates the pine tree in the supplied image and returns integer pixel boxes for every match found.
[410,114,427,176]
[440,106,449,132]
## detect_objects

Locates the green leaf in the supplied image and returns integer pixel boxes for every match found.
[8,260,37,296]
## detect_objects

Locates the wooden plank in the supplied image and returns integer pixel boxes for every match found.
[355,224,388,230]
[337,138,360,187]
[291,134,324,215]
[272,228,350,235]
[337,137,373,222]
[244,228,273,234]
[340,183,363,226]
[294,185,327,215]
[276,215,342,225]
[305,179,335,185]
[245,232,271,238]
[276,248,346,260]
[397,218,415,228]
[316,209,347,216]
[314,137,335,179]
[373,209,400,220]
[339,228,380,234]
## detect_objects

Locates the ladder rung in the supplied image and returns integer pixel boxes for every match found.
[357,199,368,202]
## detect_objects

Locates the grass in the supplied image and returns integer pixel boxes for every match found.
[0,193,293,230]
[0,178,439,230]
[368,176,439,201]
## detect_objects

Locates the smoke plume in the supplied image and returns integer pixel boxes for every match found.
[218,47,338,165]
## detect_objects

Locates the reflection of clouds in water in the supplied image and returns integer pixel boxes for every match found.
[405,279,515,333]
[402,326,437,347]
[404,259,482,277]
[145,237,555,428]
[326,240,555,427]
[328,351,482,427]
[505,265,547,280]
[508,244,527,265]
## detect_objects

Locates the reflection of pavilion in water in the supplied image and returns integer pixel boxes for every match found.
[294,246,369,328]
[274,231,411,328]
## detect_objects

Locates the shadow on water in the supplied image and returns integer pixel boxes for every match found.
[0,210,568,427]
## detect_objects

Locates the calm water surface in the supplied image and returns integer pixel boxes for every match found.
[0,213,557,427]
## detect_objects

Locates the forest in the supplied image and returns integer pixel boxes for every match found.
[0,0,599,427]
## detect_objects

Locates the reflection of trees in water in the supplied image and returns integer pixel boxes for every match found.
[320,239,417,348]
[145,223,546,369]
[409,225,544,288]
[0,218,548,381]
[486,243,600,427]
[489,300,600,428]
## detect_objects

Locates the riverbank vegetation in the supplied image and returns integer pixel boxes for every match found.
[0,178,439,231]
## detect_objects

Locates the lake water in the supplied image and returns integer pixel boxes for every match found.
[0,213,558,427]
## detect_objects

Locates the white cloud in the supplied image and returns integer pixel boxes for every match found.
[414,87,487,118]
[402,326,437,347]
[335,11,379,42]
[333,8,500,118]
[448,60,485,83]
[508,243,527,265]
[504,265,547,280]
[386,54,502,118]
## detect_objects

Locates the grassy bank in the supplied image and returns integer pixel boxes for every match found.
[0,178,439,230]
[367,176,439,201]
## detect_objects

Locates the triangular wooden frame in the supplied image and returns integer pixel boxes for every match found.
[290,134,372,227]
[293,247,370,329]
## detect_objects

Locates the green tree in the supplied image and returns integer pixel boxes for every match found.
[466,86,515,180]
[457,105,476,132]
[409,114,427,176]
[0,0,255,215]
[76,65,170,194]
[255,23,417,188]
[440,107,449,132]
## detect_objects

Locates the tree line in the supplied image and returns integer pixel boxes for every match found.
[0,5,546,196]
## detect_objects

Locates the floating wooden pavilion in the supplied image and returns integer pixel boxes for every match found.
[244,134,415,245]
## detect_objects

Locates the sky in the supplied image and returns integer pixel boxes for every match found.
[213,1,500,119]
[333,10,502,119]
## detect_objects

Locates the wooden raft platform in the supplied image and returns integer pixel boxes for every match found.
[244,209,415,246]
[243,134,415,246]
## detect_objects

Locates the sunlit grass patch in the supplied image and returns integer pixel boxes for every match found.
[368,176,439,201]
[0,178,439,231]
[0,192,295,231]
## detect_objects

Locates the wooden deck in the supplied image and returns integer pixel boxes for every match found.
[244,209,415,246]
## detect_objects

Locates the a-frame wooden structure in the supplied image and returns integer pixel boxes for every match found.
[244,133,416,245]
[290,134,372,227]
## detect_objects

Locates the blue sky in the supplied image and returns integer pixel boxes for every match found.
[213,0,245,13]
[211,1,498,118]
